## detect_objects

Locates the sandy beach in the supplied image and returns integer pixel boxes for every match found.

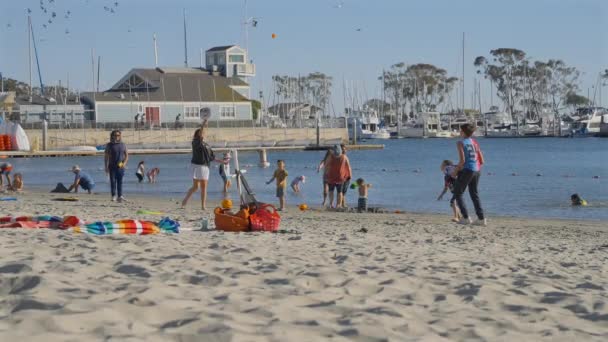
[0,191,606,341]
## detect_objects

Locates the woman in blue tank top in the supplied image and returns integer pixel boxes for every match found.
[452,123,486,226]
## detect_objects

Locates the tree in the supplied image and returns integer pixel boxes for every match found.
[271,73,332,111]
[380,63,457,121]
[565,92,589,111]
[528,59,580,115]
[1,77,31,96]
[474,48,527,117]
[251,100,261,121]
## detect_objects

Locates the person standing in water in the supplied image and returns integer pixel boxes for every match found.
[451,123,486,226]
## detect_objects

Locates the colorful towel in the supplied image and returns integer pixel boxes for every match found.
[0,215,64,229]
[73,217,180,235]
[0,216,180,235]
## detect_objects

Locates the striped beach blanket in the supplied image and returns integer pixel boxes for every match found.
[73,217,179,235]
[0,216,180,235]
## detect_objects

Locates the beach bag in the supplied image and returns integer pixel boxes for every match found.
[50,183,71,193]
[250,203,281,232]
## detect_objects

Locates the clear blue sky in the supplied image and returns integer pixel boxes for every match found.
[1,0,607,111]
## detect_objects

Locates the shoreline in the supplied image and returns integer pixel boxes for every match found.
[7,188,607,224]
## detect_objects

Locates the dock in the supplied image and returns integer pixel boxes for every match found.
[2,144,384,158]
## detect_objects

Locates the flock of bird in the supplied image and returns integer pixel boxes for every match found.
[5,0,121,36]
[4,0,362,39]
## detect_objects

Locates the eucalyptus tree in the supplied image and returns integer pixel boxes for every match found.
[271,73,332,110]
[381,63,457,119]
[474,48,527,117]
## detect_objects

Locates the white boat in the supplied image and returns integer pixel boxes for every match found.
[570,107,608,136]
[399,112,444,138]
[347,108,391,140]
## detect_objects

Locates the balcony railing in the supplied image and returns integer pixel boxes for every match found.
[236,63,256,77]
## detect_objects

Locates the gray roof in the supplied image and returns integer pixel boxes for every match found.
[206,45,236,52]
[82,68,250,103]
[15,94,82,106]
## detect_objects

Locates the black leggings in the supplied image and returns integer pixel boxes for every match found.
[453,169,484,220]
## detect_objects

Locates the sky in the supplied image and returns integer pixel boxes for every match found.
[1,0,607,112]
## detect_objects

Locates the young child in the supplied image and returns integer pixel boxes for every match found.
[0,162,13,190]
[437,160,461,222]
[356,178,372,213]
[266,160,288,211]
[10,173,23,192]
[218,152,232,193]
[290,175,305,193]
[136,161,145,183]
[147,167,160,183]
[571,193,588,206]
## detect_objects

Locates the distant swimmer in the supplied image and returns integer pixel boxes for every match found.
[571,193,587,206]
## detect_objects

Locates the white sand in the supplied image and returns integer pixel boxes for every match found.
[0,191,607,341]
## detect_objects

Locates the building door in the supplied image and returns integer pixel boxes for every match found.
[145,107,160,126]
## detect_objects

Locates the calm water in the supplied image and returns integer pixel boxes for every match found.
[11,138,608,221]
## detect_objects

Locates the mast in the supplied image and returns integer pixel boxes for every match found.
[91,48,95,101]
[462,32,465,114]
[183,9,188,67]
[153,33,159,67]
[30,17,44,94]
[97,56,101,92]
[28,15,32,97]
[244,0,249,52]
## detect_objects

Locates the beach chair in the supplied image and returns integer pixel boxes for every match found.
[232,150,280,232]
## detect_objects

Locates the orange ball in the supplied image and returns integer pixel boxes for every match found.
[271,33,277,39]
[221,199,233,209]
[298,203,308,211]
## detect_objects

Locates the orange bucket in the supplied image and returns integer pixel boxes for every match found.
[214,207,250,232]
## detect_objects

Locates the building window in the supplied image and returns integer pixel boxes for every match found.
[229,54,244,63]
[220,106,236,119]
[184,106,200,119]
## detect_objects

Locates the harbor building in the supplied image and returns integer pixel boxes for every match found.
[81,45,256,128]
[8,93,86,128]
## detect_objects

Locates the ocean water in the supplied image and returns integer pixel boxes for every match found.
[10,137,608,221]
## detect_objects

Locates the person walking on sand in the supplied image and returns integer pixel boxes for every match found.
[451,123,486,226]
[182,122,215,210]
[104,130,129,202]
[326,145,351,209]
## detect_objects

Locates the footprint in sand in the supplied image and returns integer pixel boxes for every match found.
[11,299,62,313]
[115,264,151,278]
[8,275,42,295]
[0,263,32,274]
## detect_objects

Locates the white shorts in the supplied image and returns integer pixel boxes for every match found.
[191,164,210,180]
